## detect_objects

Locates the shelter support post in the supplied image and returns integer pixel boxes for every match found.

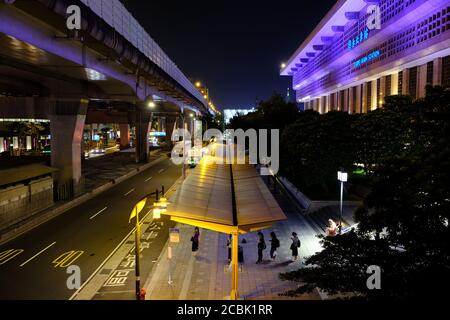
[230,228,239,300]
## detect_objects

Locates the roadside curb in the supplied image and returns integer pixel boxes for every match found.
[0,156,167,245]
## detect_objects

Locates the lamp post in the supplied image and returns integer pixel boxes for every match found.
[128,197,147,300]
[337,170,348,233]
[128,187,168,300]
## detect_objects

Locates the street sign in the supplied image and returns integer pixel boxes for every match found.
[169,228,180,243]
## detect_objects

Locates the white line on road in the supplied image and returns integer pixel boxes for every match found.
[70,176,181,300]
[123,188,135,196]
[158,169,165,173]
[20,242,56,267]
[145,176,153,182]
[89,207,108,220]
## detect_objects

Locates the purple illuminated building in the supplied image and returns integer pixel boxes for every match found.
[281,0,450,113]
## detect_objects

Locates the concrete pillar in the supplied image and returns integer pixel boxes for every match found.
[433,57,443,86]
[119,123,130,149]
[362,83,368,113]
[135,110,151,163]
[336,90,342,111]
[417,63,428,98]
[349,87,354,114]
[402,69,410,96]
[371,80,377,111]
[165,116,178,148]
[49,99,88,200]
[334,93,339,111]
[391,73,399,95]
[325,95,330,113]
[343,89,349,113]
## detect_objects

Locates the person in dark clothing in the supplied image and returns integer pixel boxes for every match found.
[269,232,280,260]
[191,227,200,253]
[290,232,300,261]
[256,232,266,264]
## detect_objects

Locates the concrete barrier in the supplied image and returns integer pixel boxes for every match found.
[0,177,53,230]
[278,176,312,210]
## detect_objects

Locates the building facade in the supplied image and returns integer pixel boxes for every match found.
[281,0,450,114]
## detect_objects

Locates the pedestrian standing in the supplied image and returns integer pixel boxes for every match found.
[191,227,200,253]
[290,232,301,261]
[269,232,280,260]
[256,232,266,264]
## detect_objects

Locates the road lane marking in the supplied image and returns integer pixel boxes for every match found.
[20,242,56,267]
[124,188,135,196]
[53,250,84,268]
[69,175,182,300]
[145,176,153,182]
[89,207,108,220]
[158,169,165,173]
[0,249,24,265]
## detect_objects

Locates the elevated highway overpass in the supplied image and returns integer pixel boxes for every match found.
[0,0,214,199]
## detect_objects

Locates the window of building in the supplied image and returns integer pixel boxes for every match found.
[360,84,364,113]
[409,67,418,99]
[386,75,392,96]
[398,71,403,95]
[442,55,450,87]
[367,81,372,110]
[377,78,381,107]
[426,61,434,85]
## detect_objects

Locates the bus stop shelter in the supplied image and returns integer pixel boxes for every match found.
[161,153,287,300]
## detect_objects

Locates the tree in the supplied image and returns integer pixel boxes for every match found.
[352,108,406,175]
[280,111,355,198]
[279,87,450,300]
[228,92,299,134]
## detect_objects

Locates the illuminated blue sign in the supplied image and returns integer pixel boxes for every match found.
[347,28,369,50]
[150,131,166,137]
[354,50,380,68]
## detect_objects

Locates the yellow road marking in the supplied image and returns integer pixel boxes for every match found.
[52,250,84,268]
[0,249,24,265]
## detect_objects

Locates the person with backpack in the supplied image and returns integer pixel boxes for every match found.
[256,232,266,264]
[269,232,280,260]
[191,227,200,254]
[290,232,301,261]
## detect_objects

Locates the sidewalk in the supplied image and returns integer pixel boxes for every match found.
[83,149,161,190]
[143,182,324,300]
[74,166,360,300]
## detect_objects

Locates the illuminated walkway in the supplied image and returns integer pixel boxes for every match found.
[143,181,323,300]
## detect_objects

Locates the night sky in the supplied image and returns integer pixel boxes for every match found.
[122,0,337,110]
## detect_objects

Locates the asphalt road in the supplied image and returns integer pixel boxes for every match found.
[0,156,181,300]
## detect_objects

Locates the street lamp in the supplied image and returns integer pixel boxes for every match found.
[128,196,148,300]
[337,170,348,233]
[128,187,169,300]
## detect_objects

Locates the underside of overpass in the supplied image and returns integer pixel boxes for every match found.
[0,0,209,199]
